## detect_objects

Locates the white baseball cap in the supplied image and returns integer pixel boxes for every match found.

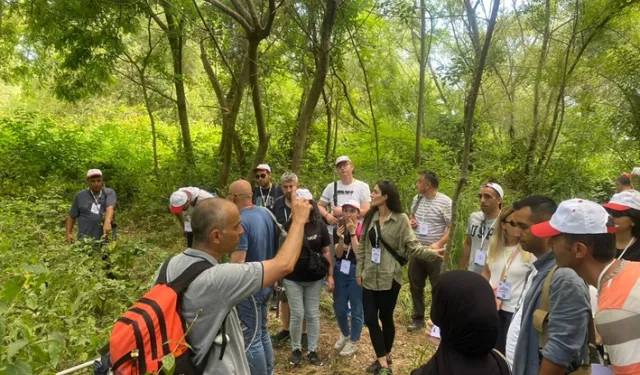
[169,190,189,214]
[295,188,313,200]
[87,169,102,178]
[341,199,361,211]
[531,198,618,237]
[254,164,271,173]
[335,156,351,166]
[603,190,640,211]
[483,182,504,198]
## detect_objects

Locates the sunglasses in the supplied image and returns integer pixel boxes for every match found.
[608,210,629,218]
[503,219,517,227]
[255,174,267,179]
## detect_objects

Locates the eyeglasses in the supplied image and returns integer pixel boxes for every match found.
[255,174,267,179]
[608,210,628,218]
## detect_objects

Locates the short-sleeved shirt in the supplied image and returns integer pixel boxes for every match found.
[152,248,263,375]
[284,219,331,282]
[252,184,283,212]
[333,222,362,264]
[466,211,496,274]
[180,187,215,231]
[597,260,640,374]
[68,187,117,239]
[237,206,276,296]
[410,192,452,245]
[320,179,371,234]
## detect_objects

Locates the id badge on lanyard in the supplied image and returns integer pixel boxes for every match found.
[371,224,381,264]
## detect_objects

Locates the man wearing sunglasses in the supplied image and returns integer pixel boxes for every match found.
[253,164,283,212]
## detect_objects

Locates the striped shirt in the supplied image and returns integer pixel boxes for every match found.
[410,192,452,245]
[597,260,640,375]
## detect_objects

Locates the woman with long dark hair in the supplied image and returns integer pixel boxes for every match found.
[411,270,510,375]
[356,179,444,375]
[283,189,333,367]
[603,190,640,261]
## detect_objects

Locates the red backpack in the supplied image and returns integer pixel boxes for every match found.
[104,255,224,375]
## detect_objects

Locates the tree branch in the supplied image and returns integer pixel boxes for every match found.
[204,0,253,32]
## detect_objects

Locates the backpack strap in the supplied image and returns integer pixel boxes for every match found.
[157,254,174,284]
[168,260,214,294]
[533,265,557,350]
[333,180,338,207]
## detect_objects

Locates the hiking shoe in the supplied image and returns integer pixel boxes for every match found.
[301,333,308,351]
[339,340,357,356]
[334,334,348,351]
[307,351,323,366]
[375,367,393,375]
[271,329,290,344]
[366,360,382,373]
[289,349,302,366]
[407,320,425,332]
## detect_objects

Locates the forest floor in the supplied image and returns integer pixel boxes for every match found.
[268,290,436,375]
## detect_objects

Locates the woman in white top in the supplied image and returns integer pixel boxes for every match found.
[481,204,535,354]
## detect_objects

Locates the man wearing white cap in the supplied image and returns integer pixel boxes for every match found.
[66,169,117,242]
[533,198,640,375]
[509,195,591,375]
[318,156,371,244]
[458,180,503,273]
[169,187,215,247]
[252,164,283,212]
[603,190,640,261]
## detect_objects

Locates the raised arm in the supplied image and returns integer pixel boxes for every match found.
[261,189,311,288]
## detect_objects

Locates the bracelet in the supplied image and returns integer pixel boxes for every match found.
[350,233,357,237]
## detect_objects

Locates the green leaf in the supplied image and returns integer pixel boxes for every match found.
[4,360,32,375]
[47,333,64,368]
[161,353,175,375]
[1,277,22,304]
[21,264,49,274]
[6,339,28,360]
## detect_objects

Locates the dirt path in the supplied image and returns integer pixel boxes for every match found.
[268,289,436,375]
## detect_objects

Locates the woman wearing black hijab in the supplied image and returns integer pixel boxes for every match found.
[411,270,511,375]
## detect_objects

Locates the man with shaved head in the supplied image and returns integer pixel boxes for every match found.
[227,179,278,375]
[153,194,311,375]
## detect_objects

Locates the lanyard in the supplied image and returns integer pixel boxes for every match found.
[597,260,617,294]
[344,243,352,259]
[284,206,290,222]
[500,247,520,282]
[260,184,272,206]
[89,189,102,205]
[617,237,635,260]
[373,222,380,248]
[479,220,490,250]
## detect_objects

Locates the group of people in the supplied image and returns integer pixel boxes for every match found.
[64,163,640,375]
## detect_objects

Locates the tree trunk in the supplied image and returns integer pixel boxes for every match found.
[290,0,338,174]
[333,98,339,157]
[163,7,194,167]
[444,0,500,269]
[349,32,379,167]
[140,75,159,179]
[414,0,428,167]
[246,38,271,178]
[323,86,333,164]
[524,0,550,178]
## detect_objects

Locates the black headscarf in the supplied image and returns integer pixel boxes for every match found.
[411,270,510,375]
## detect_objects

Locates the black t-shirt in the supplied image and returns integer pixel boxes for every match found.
[333,223,362,264]
[252,184,283,212]
[617,239,640,261]
[285,219,331,282]
[272,196,290,226]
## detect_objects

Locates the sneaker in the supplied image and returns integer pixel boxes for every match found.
[407,320,425,332]
[301,333,308,351]
[375,367,393,375]
[307,351,323,366]
[339,340,357,356]
[387,355,393,364]
[271,329,290,344]
[289,349,302,366]
[334,334,348,351]
[366,360,382,373]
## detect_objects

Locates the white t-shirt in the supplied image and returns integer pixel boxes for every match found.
[320,179,371,234]
[181,187,215,231]
[505,268,538,368]
[487,245,535,313]
[466,211,496,273]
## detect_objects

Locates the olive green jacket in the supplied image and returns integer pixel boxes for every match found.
[356,210,440,291]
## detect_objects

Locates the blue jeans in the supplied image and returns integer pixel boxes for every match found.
[332,261,364,341]
[237,291,274,375]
